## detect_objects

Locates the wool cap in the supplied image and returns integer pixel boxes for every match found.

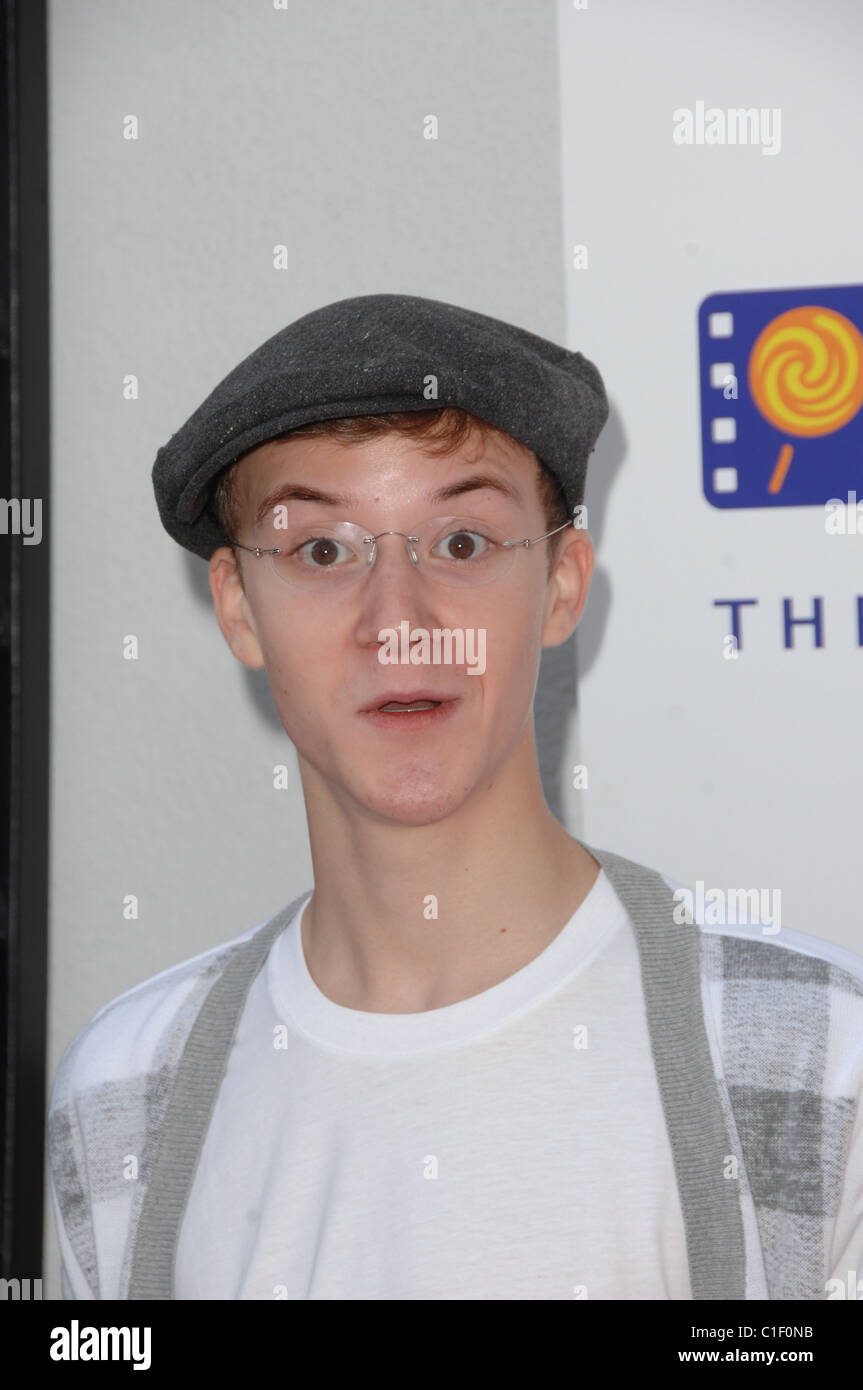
[151,292,609,559]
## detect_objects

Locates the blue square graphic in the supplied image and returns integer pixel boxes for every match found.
[698,284,863,508]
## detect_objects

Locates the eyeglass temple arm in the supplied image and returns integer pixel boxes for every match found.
[227,540,277,556]
[503,517,576,550]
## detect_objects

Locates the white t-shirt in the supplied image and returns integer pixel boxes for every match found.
[175,868,698,1300]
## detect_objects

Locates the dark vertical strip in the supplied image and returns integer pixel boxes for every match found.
[1,0,50,1280]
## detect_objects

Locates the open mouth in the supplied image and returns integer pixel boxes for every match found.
[378,700,441,712]
[362,693,459,727]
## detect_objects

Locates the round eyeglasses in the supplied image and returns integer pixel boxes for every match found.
[228,515,574,592]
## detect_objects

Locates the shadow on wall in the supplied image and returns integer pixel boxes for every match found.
[179,396,627,822]
[182,554,285,731]
[536,399,626,821]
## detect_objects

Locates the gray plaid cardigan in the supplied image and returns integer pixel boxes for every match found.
[47,841,863,1300]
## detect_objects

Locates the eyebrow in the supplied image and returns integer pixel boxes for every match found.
[252,472,523,526]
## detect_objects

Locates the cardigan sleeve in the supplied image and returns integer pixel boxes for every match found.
[826,1089,863,1294]
[50,1176,98,1300]
[46,1062,102,1299]
[823,957,863,1297]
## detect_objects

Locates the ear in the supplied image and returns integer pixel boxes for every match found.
[208,547,266,669]
[540,526,594,648]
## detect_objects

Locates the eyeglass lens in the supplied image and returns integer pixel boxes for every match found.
[251,516,520,590]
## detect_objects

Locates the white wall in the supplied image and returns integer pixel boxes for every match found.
[44,0,571,1296]
[559,0,863,951]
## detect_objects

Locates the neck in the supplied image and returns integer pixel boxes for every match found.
[296,728,600,1012]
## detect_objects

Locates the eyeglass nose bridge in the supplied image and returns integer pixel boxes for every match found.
[361,530,422,567]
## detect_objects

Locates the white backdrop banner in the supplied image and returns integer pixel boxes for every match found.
[558,0,862,952]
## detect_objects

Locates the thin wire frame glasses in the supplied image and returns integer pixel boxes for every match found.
[227,514,576,591]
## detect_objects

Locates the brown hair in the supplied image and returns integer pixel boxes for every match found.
[210,406,571,578]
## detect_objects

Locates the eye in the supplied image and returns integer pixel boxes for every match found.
[294,534,356,568]
[431,529,492,562]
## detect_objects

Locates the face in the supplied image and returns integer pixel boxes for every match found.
[209,429,593,827]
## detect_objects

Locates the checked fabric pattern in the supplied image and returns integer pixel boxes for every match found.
[699,929,862,1299]
[47,874,863,1300]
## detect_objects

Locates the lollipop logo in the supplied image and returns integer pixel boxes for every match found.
[748,307,863,492]
[699,286,863,509]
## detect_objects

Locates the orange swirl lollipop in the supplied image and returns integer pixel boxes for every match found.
[747,306,863,492]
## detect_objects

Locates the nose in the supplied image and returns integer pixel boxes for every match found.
[353,531,439,647]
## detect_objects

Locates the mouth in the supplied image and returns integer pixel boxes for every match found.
[378,699,441,712]
[361,691,461,728]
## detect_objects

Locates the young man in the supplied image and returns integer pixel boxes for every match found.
[48,293,863,1301]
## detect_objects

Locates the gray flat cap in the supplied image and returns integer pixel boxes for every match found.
[152,292,609,559]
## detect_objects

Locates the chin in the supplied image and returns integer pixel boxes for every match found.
[351,769,479,827]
